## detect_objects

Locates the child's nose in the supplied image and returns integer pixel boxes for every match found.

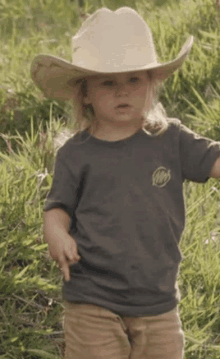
[115,83,130,96]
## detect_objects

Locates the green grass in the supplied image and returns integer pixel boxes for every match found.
[1,0,220,358]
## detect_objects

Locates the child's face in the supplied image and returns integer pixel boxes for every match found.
[83,71,151,128]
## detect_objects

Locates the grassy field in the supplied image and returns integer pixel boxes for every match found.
[0,0,220,358]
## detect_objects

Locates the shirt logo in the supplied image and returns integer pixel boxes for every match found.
[73,46,81,52]
[152,166,171,188]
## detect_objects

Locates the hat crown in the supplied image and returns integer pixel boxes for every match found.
[71,7,158,72]
[30,6,193,101]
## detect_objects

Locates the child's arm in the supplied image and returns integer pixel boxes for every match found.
[209,156,220,178]
[43,208,81,281]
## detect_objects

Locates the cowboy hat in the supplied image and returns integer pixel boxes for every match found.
[30,6,193,101]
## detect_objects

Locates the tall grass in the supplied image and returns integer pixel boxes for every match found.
[0,0,220,358]
[0,116,65,359]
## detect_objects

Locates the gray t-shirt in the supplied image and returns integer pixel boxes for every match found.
[44,118,220,317]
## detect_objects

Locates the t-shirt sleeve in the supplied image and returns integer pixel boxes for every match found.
[179,123,220,182]
[43,149,79,217]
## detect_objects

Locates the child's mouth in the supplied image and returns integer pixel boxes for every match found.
[116,104,132,113]
[117,104,130,108]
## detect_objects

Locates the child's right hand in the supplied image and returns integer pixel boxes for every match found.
[47,234,81,282]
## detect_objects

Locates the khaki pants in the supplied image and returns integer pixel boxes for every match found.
[63,301,184,359]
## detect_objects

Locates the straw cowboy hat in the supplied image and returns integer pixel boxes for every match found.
[30,6,193,101]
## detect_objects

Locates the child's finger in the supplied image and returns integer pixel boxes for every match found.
[66,250,80,262]
[64,242,81,262]
[61,261,70,282]
[65,256,81,266]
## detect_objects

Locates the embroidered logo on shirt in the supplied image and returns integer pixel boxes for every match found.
[73,46,81,52]
[152,166,171,188]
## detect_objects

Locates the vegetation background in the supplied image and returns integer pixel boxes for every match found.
[0,0,220,358]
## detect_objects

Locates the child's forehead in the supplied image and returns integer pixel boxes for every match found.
[86,71,147,81]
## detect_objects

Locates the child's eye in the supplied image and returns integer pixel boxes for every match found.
[103,81,114,86]
[130,77,139,83]
[102,77,139,86]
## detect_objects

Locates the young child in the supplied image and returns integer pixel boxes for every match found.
[31,7,220,359]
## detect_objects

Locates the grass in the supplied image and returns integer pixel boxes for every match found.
[0,0,220,358]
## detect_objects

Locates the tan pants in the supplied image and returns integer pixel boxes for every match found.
[63,301,185,359]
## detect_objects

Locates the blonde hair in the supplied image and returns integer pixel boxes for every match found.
[69,70,168,141]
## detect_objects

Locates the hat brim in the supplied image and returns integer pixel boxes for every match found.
[30,36,193,101]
